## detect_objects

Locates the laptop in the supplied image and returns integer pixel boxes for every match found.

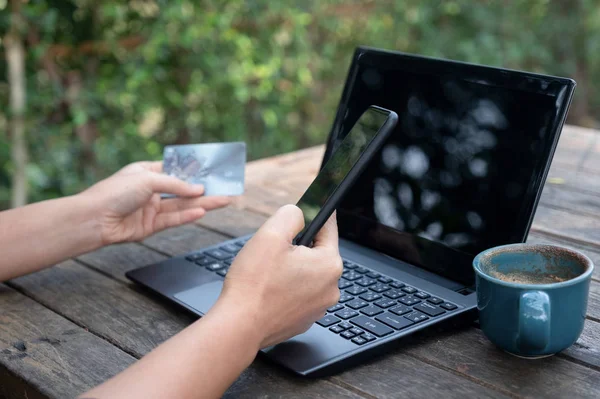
[127,47,576,377]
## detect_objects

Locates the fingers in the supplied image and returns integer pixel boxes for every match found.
[160,196,232,214]
[312,211,339,249]
[154,208,206,231]
[259,204,305,243]
[139,161,163,173]
[196,196,233,211]
[147,173,204,197]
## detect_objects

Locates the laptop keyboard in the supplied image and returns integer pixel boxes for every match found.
[184,238,459,346]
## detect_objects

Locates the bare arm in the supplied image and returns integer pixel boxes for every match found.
[0,195,103,281]
[81,300,261,399]
[0,161,230,282]
[83,206,342,399]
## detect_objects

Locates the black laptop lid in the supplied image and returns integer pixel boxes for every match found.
[323,47,575,287]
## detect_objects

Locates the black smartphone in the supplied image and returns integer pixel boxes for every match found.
[294,106,398,246]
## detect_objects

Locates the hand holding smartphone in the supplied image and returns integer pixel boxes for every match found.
[294,106,398,246]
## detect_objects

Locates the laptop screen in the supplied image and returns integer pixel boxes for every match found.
[324,48,575,287]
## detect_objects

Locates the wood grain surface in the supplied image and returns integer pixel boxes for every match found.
[1,124,599,398]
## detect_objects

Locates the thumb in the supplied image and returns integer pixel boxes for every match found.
[312,211,339,249]
[258,204,305,243]
[146,173,205,197]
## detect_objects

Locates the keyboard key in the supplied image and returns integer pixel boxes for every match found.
[349,327,364,335]
[352,336,368,345]
[398,295,421,306]
[404,311,429,323]
[376,313,415,330]
[354,266,369,274]
[206,262,225,271]
[360,305,383,317]
[195,257,215,267]
[339,293,354,303]
[340,330,356,339]
[359,292,382,302]
[343,261,357,269]
[383,289,405,299]
[206,249,232,260]
[389,304,413,316]
[374,298,396,308]
[390,281,405,289]
[216,268,229,277]
[370,283,390,293]
[441,302,458,311]
[367,271,381,279]
[329,325,344,333]
[342,271,362,281]
[427,297,444,305]
[402,286,417,294]
[335,309,359,320]
[346,299,369,310]
[346,286,367,296]
[317,315,340,327]
[361,332,377,342]
[378,276,393,284]
[338,321,353,330]
[185,253,206,262]
[221,244,240,254]
[350,315,394,337]
[414,302,446,317]
[233,241,245,249]
[222,259,234,266]
[338,280,353,290]
[356,278,377,287]
[187,254,212,265]
[328,303,344,313]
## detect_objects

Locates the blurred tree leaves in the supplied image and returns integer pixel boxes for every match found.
[1,0,599,208]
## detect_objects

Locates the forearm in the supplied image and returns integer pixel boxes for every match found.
[83,299,261,399]
[0,194,102,281]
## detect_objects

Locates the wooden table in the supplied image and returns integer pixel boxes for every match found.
[1,125,600,399]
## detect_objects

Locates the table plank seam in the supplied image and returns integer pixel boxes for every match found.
[326,377,382,399]
[574,133,599,172]
[1,364,48,399]
[4,279,143,362]
[194,223,238,240]
[236,204,274,218]
[538,201,600,223]
[470,320,600,374]
[543,181,600,199]
[557,349,600,373]
[137,241,178,258]
[552,162,600,175]
[530,227,600,254]
[74,242,169,286]
[400,351,522,399]
[586,315,600,324]
[74,251,144,285]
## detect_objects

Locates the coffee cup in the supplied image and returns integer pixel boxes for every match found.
[473,243,593,358]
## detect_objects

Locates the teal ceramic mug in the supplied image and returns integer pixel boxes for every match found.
[473,243,593,358]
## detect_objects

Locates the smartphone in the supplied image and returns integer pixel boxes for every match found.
[294,106,398,246]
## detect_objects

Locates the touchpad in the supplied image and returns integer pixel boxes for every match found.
[174,280,224,315]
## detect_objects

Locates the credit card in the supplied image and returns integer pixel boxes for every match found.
[162,142,246,196]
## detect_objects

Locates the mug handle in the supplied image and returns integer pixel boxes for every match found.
[517,291,551,351]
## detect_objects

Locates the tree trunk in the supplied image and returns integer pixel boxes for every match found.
[6,0,28,208]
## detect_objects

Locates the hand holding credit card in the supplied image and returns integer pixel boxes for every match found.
[162,142,246,197]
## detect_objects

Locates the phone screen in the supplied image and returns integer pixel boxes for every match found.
[295,107,391,243]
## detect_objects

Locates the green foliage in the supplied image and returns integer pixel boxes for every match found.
[1,0,599,208]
